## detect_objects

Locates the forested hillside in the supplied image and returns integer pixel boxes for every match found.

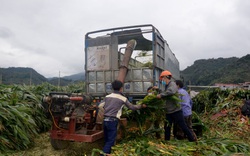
[181,54,250,86]
[0,67,85,85]
[0,67,47,85]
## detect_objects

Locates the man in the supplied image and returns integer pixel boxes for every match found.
[156,70,196,142]
[173,80,197,140]
[102,80,146,155]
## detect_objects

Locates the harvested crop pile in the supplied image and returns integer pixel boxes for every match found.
[192,88,250,142]
[91,138,250,156]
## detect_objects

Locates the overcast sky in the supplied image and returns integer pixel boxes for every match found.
[0,0,249,78]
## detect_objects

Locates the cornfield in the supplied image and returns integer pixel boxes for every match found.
[0,82,85,153]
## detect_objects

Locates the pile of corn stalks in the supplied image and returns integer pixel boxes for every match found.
[192,88,250,142]
[93,138,249,156]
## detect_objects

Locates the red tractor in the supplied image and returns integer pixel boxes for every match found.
[42,92,103,149]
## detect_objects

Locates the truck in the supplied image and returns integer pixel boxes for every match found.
[43,24,180,150]
[85,24,180,102]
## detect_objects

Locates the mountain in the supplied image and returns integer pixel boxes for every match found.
[210,54,250,84]
[181,54,250,86]
[48,77,75,86]
[48,72,85,86]
[63,72,85,81]
[0,67,85,85]
[0,67,47,85]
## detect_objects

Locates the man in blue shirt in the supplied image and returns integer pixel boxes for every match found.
[174,80,197,140]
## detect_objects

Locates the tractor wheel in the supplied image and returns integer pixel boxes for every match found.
[50,138,69,150]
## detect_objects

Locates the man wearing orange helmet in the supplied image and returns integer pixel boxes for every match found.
[156,70,196,142]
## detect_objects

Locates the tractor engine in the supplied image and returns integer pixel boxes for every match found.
[42,92,96,132]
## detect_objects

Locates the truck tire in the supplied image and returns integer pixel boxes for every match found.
[50,138,69,150]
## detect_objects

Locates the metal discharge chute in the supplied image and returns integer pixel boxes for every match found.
[117,39,137,83]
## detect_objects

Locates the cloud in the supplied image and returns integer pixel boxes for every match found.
[0,27,13,38]
[0,0,249,76]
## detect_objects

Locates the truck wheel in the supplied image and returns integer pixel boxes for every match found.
[50,138,69,150]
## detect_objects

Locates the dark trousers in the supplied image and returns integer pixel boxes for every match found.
[103,120,118,154]
[164,110,196,141]
[173,115,197,140]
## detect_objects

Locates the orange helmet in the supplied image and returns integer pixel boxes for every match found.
[160,70,172,80]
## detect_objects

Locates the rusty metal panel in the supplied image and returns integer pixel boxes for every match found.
[50,130,103,142]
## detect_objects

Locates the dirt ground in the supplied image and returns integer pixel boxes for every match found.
[5,132,104,156]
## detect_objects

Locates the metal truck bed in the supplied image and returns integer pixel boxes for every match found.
[85,24,180,101]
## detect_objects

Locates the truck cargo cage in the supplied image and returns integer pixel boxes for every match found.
[85,24,180,101]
